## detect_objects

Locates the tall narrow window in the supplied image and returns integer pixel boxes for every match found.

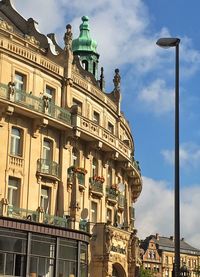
[8,177,20,208]
[42,139,53,173]
[82,60,88,71]
[40,186,50,214]
[72,147,79,167]
[15,72,26,91]
[92,158,98,177]
[106,208,112,223]
[107,166,112,187]
[72,98,82,114]
[45,86,55,103]
[93,111,100,124]
[43,139,52,161]
[10,127,22,156]
[91,201,97,223]
[108,122,114,134]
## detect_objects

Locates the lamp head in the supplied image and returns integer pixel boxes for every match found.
[156,37,180,48]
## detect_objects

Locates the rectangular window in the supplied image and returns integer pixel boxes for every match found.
[15,72,26,91]
[10,127,23,156]
[45,85,55,103]
[40,186,50,214]
[8,177,20,208]
[43,139,52,161]
[91,201,97,223]
[108,122,114,134]
[72,98,82,114]
[107,208,112,223]
[93,111,100,124]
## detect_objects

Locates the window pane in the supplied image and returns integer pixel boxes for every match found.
[58,240,77,261]
[8,177,20,207]
[91,202,97,223]
[11,127,22,156]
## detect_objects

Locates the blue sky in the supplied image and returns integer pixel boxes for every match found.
[13,0,200,248]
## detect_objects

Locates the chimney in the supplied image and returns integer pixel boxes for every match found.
[155,233,159,240]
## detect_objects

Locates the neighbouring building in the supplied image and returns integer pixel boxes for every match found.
[140,234,200,277]
[0,0,142,276]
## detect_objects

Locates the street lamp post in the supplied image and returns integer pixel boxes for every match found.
[156,37,181,277]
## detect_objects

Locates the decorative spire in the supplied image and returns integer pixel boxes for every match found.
[72,16,97,53]
[113,68,121,91]
[99,67,105,91]
[72,16,99,79]
[64,24,73,51]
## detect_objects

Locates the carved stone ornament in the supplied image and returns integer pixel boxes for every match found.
[24,34,40,46]
[0,19,13,32]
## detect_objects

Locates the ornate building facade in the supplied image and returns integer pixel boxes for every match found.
[0,1,142,276]
[140,234,200,277]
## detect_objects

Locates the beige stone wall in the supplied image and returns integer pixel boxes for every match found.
[0,24,142,277]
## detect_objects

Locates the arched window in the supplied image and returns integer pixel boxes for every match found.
[82,60,88,71]
[10,127,22,156]
[93,62,96,75]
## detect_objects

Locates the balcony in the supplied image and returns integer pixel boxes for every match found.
[43,213,70,228]
[89,177,103,197]
[106,187,118,204]
[0,83,71,125]
[67,166,87,189]
[6,205,70,228]
[7,205,39,222]
[37,159,60,179]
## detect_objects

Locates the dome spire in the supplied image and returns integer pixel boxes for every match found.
[72,16,99,79]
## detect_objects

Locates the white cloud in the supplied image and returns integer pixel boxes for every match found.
[135,176,200,249]
[162,142,200,168]
[138,79,174,114]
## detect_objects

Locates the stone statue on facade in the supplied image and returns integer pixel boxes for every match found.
[64,24,73,51]
[113,68,121,91]
[105,225,113,254]
[8,81,15,96]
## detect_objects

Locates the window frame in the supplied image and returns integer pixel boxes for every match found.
[10,127,23,157]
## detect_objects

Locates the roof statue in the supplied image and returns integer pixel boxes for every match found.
[64,24,73,51]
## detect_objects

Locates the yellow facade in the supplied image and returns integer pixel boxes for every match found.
[141,235,200,277]
[0,1,142,276]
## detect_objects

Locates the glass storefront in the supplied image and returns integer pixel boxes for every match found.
[0,228,88,277]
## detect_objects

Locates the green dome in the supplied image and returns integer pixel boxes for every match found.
[72,16,97,53]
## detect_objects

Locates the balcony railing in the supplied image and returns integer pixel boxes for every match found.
[106,187,118,201]
[7,205,39,222]
[37,159,60,178]
[43,213,70,228]
[89,177,103,194]
[6,205,70,228]
[0,83,71,125]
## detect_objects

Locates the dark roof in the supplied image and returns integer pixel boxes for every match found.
[141,235,200,256]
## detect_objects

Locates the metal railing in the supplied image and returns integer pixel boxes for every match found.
[0,83,71,125]
[89,178,103,194]
[7,205,39,221]
[43,213,70,228]
[37,158,60,178]
[106,187,118,201]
